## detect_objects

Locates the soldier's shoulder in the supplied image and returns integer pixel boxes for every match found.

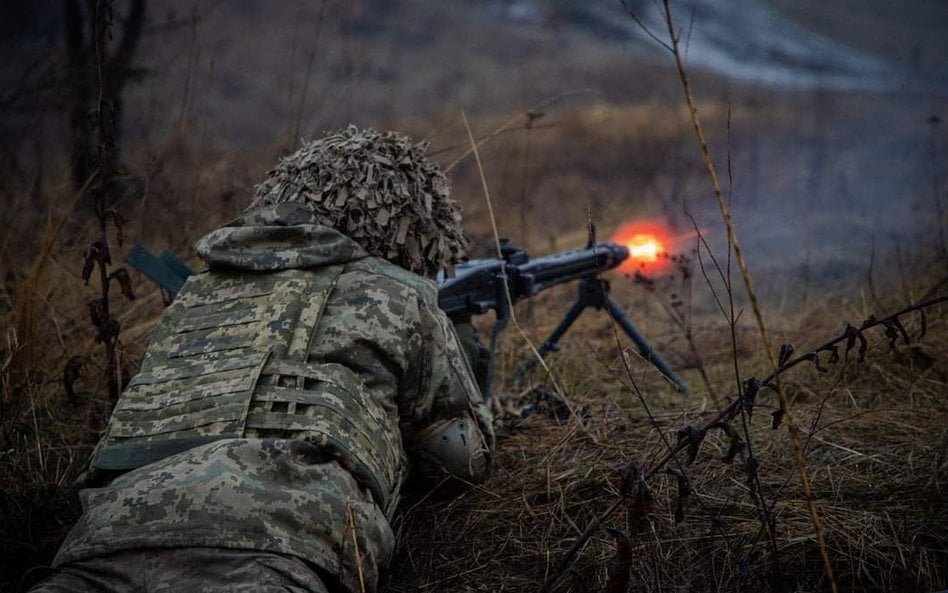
[345,256,439,302]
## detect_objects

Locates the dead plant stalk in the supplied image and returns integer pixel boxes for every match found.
[660,1,837,590]
[537,293,946,593]
[459,110,567,401]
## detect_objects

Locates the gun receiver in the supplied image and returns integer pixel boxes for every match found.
[438,241,689,394]
[438,242,629,319]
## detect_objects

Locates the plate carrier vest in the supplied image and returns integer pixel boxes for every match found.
[91,266,403,512]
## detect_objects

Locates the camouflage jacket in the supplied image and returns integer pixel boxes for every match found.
[54,203,493,593]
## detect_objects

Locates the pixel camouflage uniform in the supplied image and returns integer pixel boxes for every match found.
[36,129,493,593]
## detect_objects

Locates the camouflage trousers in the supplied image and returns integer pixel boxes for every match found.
[29,547,339,593]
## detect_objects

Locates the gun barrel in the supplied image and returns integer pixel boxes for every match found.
[524,242,628,293]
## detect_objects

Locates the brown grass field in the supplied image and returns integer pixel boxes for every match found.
[1,2,948,592]
[2,99,946,592]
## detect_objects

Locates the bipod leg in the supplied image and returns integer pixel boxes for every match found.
[538,298,588,357]
[513,297,588,383]
[604,296,690,394]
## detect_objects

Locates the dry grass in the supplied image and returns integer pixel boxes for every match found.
[386,280,948,593]
[1,99,946,593]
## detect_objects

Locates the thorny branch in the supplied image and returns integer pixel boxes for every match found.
[537,295,947,593]
[757,299,945,386]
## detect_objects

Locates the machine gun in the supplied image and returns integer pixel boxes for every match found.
[439,240,689,393]
[127,238,689,393]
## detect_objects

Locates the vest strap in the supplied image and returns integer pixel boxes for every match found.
[93,435,232,470]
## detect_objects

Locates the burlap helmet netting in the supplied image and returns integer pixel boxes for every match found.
[248,126,468,277]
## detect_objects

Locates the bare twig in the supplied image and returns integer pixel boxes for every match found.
[459,110,566,400]
[617,0,673,53]
[291,0,328,144]
[660,1,836,589]
[444,90,595,172]
[80,0,138,403]
[928,115,947,265]
[759,296,946,385]
[722,99,783,578]
[345,498,367,593]
[537,294,947,592]
[92,0,121,403]
[176,7,199,131]
[539,497,625,593]
[635,269,722,408]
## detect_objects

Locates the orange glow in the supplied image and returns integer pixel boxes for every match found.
[627,234,664,262]
[610,220,672,273]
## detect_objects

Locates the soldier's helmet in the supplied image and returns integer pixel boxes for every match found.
[248,126,467,277]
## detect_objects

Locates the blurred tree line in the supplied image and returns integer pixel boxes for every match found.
[0,0,146,200]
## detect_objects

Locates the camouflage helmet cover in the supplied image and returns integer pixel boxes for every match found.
[248,126,467,277]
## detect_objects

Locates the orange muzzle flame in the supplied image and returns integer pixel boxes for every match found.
[627,234,664,263]
[610,221,671,273]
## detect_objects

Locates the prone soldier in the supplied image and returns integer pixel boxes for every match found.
[31,126,493,593]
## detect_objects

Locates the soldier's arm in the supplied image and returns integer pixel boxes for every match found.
[452,320,492,399]
[403,301,494,485]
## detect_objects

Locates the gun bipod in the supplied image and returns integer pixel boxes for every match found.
[514,276,690,394]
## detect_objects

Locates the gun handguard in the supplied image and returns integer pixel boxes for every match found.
[437,242,629,320]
